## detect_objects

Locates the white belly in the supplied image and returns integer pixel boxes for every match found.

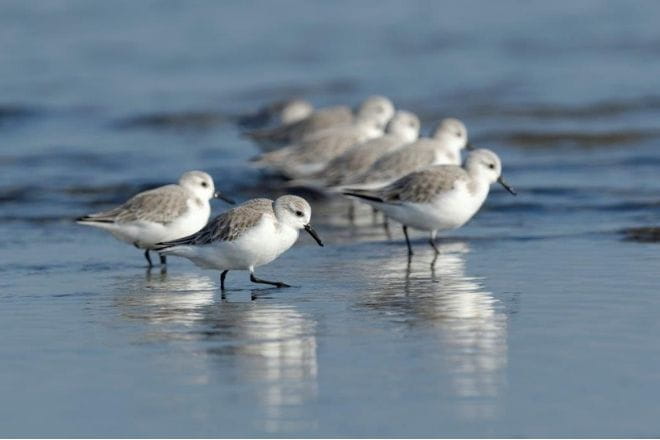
[376,186,488,233]
[165,218,300,271]
[101,204,210,249]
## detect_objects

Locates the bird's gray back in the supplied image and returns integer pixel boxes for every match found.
[162,198,273,246]
[87,185,190,224]
[379,165,468,203]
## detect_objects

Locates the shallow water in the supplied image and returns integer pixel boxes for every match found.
[1,0,660,437]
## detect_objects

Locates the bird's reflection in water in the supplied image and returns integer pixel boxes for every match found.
[214,303,318,433]
[112,273,318,434]
[113,271,216,326]
[362,241,508,421]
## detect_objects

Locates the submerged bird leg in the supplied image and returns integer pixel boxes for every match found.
[403,225,414,259]
[250,272,291,288]
[144,250,153,268]
[159,254,167,265]
[220,270,229,291]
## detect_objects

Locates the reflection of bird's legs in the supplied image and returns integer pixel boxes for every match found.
[159,254,167,265]
[250,270,291,288]
[371,206,379,225]
[347,201,356,225]
[144,250,153,268]
[403,225,413,260]
[383,215,392,240]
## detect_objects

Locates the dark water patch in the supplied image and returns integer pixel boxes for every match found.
[484,129,660,148]
[64,182,161,197]
[0,186,38,203]
[485,199,660,214]
[113,111,230,131]
[622,227,660,243]
[407,81,519,125]
[230,77,359,104]
[470,97,660,119]
[524,187,582,196]
[0,104,42,128]
[52,291,97,298]
[4,150,135,170]
[0,215,75,225]
[384,30,468,57]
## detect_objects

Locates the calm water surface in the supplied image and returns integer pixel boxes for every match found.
[1,0,660,437]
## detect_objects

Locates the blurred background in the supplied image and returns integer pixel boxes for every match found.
[1,0,659,437]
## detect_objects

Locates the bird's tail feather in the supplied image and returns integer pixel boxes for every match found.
[341,189,384,203]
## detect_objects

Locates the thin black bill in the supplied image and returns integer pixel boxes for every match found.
[497,176,517,195]
[214,192,236,204]
[304,224,324,247]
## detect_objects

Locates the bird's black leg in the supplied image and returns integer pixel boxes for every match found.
[159,254,167,265]
[429,235,440,255]
[403,225,413,259]
[250,272,291,288]
[144,250,153,268]
[220,270,229,291]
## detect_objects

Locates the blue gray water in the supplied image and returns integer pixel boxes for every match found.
[1,0,660,437]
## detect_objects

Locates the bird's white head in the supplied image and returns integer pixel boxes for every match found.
[385,110,420,143]
[274,195,324,246]
[179,170,235,204]
[280,99,314,124]
[432,118,470,154]
[356,95,395,130]
[464,149,516,195]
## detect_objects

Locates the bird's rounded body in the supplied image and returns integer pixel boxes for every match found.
[76,171,231,266]
[156,195,324,290]
[163,211,299,271]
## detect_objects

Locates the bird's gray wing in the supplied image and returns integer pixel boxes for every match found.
[379,165,468,203]
[79,185,190,225]
[156,199,273,247]
[351,141,437,184]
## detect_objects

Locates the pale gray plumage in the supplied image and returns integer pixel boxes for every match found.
[79,185,191,225]
[345,139,440,185]
[371,166,470,203]
[158,198,274,246]
[246,106,353,145]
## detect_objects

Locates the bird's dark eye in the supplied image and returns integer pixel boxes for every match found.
[488,164,495,169]
[295,210,304,217]
[455,131,462,137]
[201,182,208,187]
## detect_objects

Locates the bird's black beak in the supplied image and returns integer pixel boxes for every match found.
[465,142,476,151]
[214,191,236,205]
[497,176,517,196]
[304,224,324,247]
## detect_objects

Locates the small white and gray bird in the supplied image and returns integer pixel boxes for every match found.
[289,110,421,190]
[343,149,516,258]
[76,171,234,267]
[155,195,324,291]
[251,96,396,178]
[336,118,472,191]
[245,95,394,150]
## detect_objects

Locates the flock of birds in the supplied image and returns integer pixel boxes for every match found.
[77,95,516,291]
